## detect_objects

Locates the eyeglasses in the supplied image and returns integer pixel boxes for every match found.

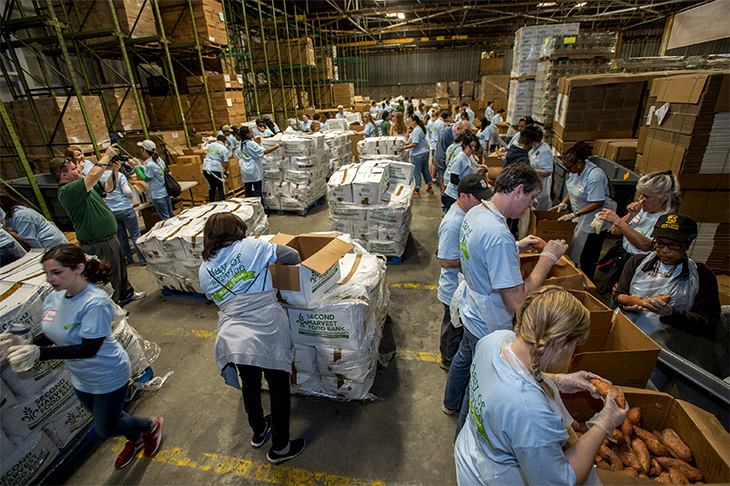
[653,239,685,251]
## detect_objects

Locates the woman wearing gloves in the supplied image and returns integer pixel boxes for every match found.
[6,244,163,469]
[551,141,612,280]
[237,127,286,199]
[455,286,628,486]
[131,140,174,220]
[397,114,432,196]
[199,213,306,464]
[595,171,681,294]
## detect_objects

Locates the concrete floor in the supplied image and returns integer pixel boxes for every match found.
[54,192,464,486]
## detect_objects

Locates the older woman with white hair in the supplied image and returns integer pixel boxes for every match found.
[595,170,681,294]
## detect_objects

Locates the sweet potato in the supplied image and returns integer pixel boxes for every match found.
[590,379,626,407]
[611,428,624,445]
[655,458,704,482]
[617,294,671,307]
[627,407,641,425]
[662,428,693,463]
[596,460,612,471]
[650,458,663,476]
[533,237,547,251]
[615,467,639,477]
[670,467,690,485]
[634,426,669,457]
[632,437,651,474]
[599,444,624,471]
[617,444,643,472]
[621,417,633,444]
[656,472,672,483]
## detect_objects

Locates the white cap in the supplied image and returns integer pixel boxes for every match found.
[137,140,156,151]
[432,103,439,108]
[337,105,344,110]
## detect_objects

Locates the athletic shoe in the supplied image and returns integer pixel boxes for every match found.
[442,404,458,415]
[130,292,146,301]
[425,186,434,194]
[251,418,272,448]
[115,439,143,469]
[267,438,306,464]
[439,360,450,371]
[414,188,420,196]
[142,417,163,457]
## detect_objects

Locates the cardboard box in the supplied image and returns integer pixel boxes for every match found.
[268,234,354,306]
[351,167,389,205]
[680,190,730,224]
[326,165,358,203]
[563,388,730,485]
[718,274,730,306]
[480,57,504,73]
[448,81,461,97]
[527,209,577,247]
[520,254,589,292]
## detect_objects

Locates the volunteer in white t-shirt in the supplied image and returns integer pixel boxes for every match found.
[237,126,286,199]
[202,135,230,202]
[443,163,568,435]
[96,171,146,266]
[5,245,163,470]
[130,140,174,220]
[0,192,67,249]
[300,113,312,132]
[594,170,681,294]
[551,141,612,280]
[528,130,554,211]
[198,212,306,464]
[443,132,486,204]
[455,286,628,486]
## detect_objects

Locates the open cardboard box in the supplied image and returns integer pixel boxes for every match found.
[547,293,660,387]
[563,388,730,484]
[268,233,354,306]
[528,209,577,247]
[520,254,589,292]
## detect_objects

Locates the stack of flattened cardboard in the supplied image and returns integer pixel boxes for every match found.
[331,83,355,107]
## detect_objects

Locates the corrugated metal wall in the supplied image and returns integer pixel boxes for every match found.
[365,49,487,86]
[667,38,730,56]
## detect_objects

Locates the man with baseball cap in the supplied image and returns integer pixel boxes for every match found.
[615,213,720,336]
[437,175,493,375]
[335,105,348,119]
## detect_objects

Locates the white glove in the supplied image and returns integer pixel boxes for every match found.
[8,345,40,373]
[557,212,577,222]
[587,392,629,437]
[550,202,568,212]
[0,333,12,362]
[554,371,603,398]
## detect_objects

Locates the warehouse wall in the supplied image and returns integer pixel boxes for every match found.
[369,84,436,100]
[365,48,486,86]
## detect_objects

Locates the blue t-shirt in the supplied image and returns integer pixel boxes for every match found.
[199,237,277,304]
[100,171,133,213]
[408,125,428,156]
[477,128,490,150]
[203,141,230,173]
[335,112,348,119]
[253,127,274,138]
[0,208,14,248]
[430,119,445,151]
[465,107,475,123]
[364,123,377,139]
[459,205,523,339]
[80,159,95,177]
[444,152,477,200]
[438,203,466,305]
[566,161,612,232]
[301,120,312,132]
[7,205,68,249]
[237,140,266,183]
[42,284,131,394]
[143,157,168,200]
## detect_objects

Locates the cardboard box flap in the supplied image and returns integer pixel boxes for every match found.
[268,264,300,292]
[298,235,354,275]
[651,73,710,104]
[568,290,612,335]
[678,399,730,482]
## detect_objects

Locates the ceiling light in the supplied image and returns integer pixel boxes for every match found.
[397,12,405,19]
[386,12,398,17]
[537,2,557,6]
[575,2,587,6]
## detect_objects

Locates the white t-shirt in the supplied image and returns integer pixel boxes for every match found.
[566,161,612,233]
[203,141,230,173]
[438,203,466,305]
[623,209,661,255]
[42,284,131,394]
[100,171,133,213]
[529,141,554,210]
[459,205,523,339]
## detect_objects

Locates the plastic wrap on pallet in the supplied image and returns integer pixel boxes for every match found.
[41,398,92,449]
[0,430,59,486]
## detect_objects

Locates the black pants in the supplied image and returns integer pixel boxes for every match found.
[236,364,290,451]
[440,303,463,365]
[580,231,607,282]
[204,170,225,202]
[244,180,263,199]
[441,193,456,214]
[80,236,134,304]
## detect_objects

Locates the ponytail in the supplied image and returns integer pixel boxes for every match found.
[145,148,159,162]
[42,244,113,285]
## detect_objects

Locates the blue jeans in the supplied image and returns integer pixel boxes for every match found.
[152,197,174,220]
[0,241,24,267]
[442,328,479,438]
[412,153,432,188]
[437,166,446,190]
[114,208,146,265]
[75,384,151,441]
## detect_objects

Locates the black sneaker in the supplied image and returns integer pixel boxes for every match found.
[251,418,272,448]
[266,438,306,464]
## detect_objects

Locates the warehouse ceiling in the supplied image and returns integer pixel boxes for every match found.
[282,0,712,51]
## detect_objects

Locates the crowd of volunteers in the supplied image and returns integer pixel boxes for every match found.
[0,94,723,482]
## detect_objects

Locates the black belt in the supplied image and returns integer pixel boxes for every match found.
[79,235,115,245]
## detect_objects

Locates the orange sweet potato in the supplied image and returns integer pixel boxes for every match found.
[627,407,641,425]
[611,428,624,445]
[632,437,651,474]
[615,467,639,477]
[621,417,633,445]
[590,379,626,407]
[650,457,663,476]
[670,467,690,485]
[617,444,643,472]
[655,458,704,482]
[617,294,671,307]
[656,471,672,483]
[662,428,693,463]
[634,426,669,457]
[599,444,624,471]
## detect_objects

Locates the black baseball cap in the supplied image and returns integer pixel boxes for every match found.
[652,213,697,242]
[458,174,493,200]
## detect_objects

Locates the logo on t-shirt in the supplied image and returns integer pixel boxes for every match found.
[42,309,57,322]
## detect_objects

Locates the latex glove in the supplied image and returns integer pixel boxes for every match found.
[554,371,603,399]
[550,202,568,212]
[0,333,11,362]
[598,209,620,225]
[643,297,673,316]
[587,392,630,437]
[620,295,644,313]
[557,212,577,222]
[543,239,568,260]
[517,235,540,253]
[8,345,40,372]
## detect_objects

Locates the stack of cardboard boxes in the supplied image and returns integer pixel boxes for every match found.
[186,73,247,128]
[100,85,149,132]
[48,0,157,40]
[324,130,353,174]
[159,0,229,45]
[332,83,356,107]
[478,75,510,113]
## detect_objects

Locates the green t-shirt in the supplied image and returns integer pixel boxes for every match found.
[58,178,118,242]
[396,106,405,113]
[380,120,391,136]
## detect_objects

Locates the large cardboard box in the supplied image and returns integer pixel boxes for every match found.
[448,82,461,97]
[563,388,730,485]
[547,295,660,387]
[268,234,354,306]
[351,167,389,205]
[718,274,730,306]
[160,0,228,45]
[527,209,577,247]
[480,57,504,73]
[520,254,590,292]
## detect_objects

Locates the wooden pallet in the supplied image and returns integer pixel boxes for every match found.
[225,186,246,199]
[267,194,326,217]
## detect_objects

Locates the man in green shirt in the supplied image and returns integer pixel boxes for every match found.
[50,145,145,305]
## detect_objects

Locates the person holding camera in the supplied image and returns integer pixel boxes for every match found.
[129,140,174,220]
[49,145,145,306]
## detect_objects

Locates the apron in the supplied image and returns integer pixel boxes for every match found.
[628,253,699,335]
[566,164,612,263]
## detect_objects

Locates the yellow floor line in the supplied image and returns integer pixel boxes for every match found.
[387,283,438,291]
[108,439,386,485]
[392,350,441,363]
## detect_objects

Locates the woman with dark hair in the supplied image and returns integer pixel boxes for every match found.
[130,140,174,220]
[5,244,163,469]
[0,191,67,249]
[198,213,305,464]
[397,114,433,195]
[380,111,392,136]
[476,117,490,152]
[507,116,535,148]
[487,109,505,153]
[442,131,486,212]
[551,141,612,280]
[237,127,287,199]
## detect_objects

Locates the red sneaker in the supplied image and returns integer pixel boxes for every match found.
[115,439,143,469]
[142,417,163,457]
[425,186,434,194]
[414,188,420,195]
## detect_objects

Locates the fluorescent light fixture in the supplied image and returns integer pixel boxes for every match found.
[397,12,405,19]
[537,2,557,6]
[386,12,398,17]
[575,2,587,6]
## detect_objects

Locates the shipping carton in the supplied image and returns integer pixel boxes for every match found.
[563,388,730,485]
[351,167,389,205]
[326,165,358,203]
[520,254,589,292]
[268,234,354,306]
[527,210,577,247]
[718,274,730,306]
